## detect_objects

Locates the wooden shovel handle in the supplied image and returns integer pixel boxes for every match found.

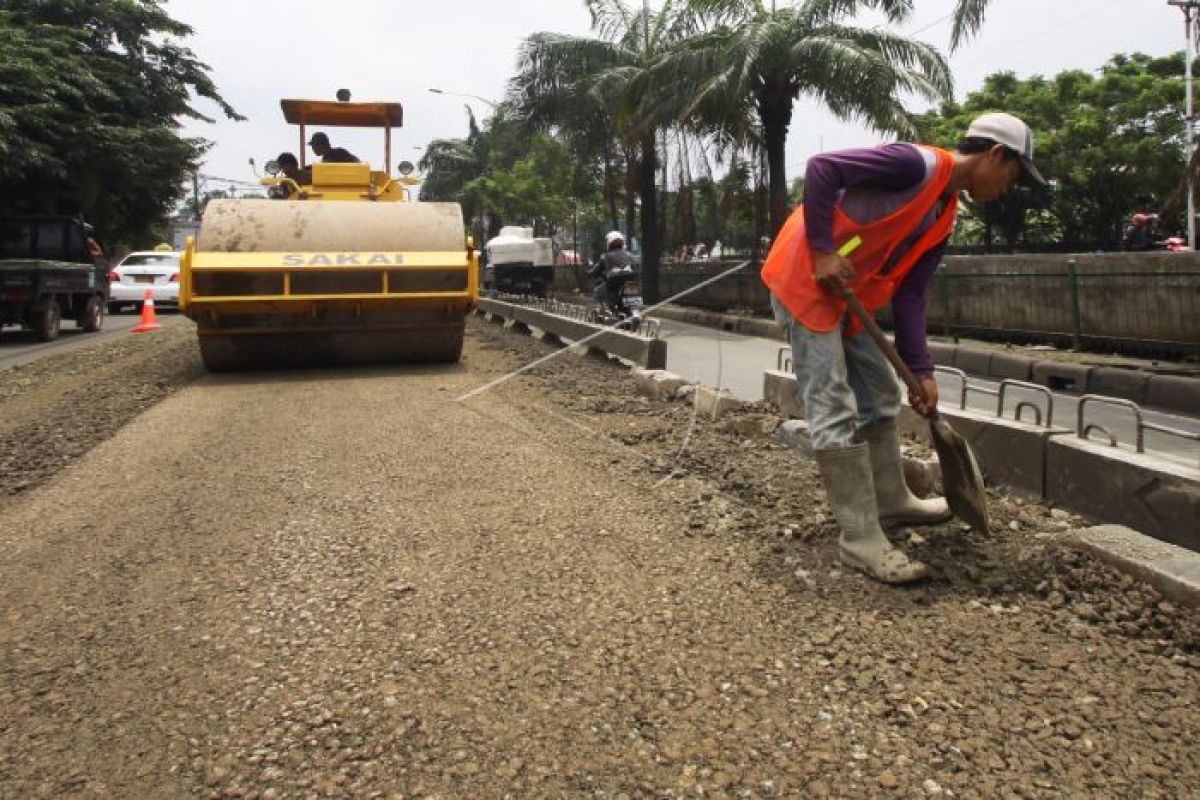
[839,289,930,407]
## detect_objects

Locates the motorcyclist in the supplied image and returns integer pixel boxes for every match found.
[588,231,637,313]
[1123,212,1159,251]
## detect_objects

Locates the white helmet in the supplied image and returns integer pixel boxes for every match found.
[605,230,625,248]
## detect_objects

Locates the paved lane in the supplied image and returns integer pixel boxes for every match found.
[0,311,188,370]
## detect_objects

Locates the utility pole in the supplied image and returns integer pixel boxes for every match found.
[1170,1,1200,249]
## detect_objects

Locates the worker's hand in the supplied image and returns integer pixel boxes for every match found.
[813,250,854,293]
[908,376,939,418]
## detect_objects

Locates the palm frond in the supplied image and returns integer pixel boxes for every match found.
[950,0,990,51]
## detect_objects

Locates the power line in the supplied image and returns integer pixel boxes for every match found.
[198,173,260,188]
[906,11,954,37]
[957,0,1124,68]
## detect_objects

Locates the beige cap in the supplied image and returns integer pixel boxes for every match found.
[966,112,1045,186]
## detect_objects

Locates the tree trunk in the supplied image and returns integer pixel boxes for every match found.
[759,90,794,237]
[624,148,638,241]
[640,130,660,304]
[603,139,619,230]
[753,148,768,261]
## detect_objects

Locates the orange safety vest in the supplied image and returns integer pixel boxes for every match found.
[761,145,959,336]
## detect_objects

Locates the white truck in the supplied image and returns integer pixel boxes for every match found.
[484,226,554,297]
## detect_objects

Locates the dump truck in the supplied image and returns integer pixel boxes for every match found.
[0,216,109,341]
[484,226,554,297]
[179,96,477,371]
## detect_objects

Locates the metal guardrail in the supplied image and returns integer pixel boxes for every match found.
[489,291,661,341]
[1075,394,1200,454]
[998,379,1054,429]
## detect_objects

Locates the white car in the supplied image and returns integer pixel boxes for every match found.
[108,250,181,312]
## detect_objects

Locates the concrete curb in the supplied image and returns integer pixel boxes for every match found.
[1059,525,1200,608]
[478,298,667,369]
[632,368,691,401]
[648,305,785,341]
[695,385,745,419]
[762,368,1200,554]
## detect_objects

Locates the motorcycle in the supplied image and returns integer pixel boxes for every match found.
[592,271,643,332]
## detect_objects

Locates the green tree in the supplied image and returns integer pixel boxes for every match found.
[663,0,952,236]
[0,0,241,248]
[917,53,1187,247]
[463,135,575,236]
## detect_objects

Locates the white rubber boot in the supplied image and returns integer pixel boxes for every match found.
[815,444,929,585]
[859,419,953,529]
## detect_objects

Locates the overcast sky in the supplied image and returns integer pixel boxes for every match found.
[166,0,1185,193]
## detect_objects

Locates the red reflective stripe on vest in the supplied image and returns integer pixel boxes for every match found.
[761,146,958,335]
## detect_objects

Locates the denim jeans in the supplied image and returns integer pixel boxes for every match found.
[771,294,902,450]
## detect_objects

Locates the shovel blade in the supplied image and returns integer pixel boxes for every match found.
[930,416,990,533]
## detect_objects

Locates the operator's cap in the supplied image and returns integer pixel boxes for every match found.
[605,230,624,247]
[965,112,1045,187]
[307,132,330,147]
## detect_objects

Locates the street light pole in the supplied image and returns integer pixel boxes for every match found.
[427,88,498,110]
[1170,0,1200,249]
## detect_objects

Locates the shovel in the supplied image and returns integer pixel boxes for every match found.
[834,237,990,533]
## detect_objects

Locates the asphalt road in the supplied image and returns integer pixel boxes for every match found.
[0,310,187,370]
[655,318,1200,466]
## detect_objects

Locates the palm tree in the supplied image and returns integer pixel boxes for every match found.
[511,31,625,231]
[510,0,698,303]
[662,0,952,236]
[419,107,498,238]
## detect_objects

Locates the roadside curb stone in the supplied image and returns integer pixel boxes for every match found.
[762,369,804,419]
[1060,524,1200,608]
[1032,361,1092,393]
[695,385,744,419]
[1088,367,1150,404]
[773,419,813,455]
[632,368,690,401]
[1146,374,1200,415]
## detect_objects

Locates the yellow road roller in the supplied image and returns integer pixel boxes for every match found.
[180,97,477,371]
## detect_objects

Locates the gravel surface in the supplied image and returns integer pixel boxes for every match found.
[0,316,1195,799]
[0,322,204,499]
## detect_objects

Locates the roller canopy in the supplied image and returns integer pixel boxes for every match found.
[281,100,403,128]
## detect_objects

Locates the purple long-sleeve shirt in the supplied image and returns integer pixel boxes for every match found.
[802,143,950,378]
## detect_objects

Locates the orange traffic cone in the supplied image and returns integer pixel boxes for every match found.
[131,289,162,333]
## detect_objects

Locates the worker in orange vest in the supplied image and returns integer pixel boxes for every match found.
[762,112,1044,584]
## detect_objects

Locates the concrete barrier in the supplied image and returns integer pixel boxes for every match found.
[988,353,1035,381]
[1046,437,1200,552]
[927,342,959,367]
[1032,361,1092,393]
[898,404,1069,498]
[953,349,992,377]
[1088,367,1151,404]
[1146,375,1200,415]
[478,298,667,369]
